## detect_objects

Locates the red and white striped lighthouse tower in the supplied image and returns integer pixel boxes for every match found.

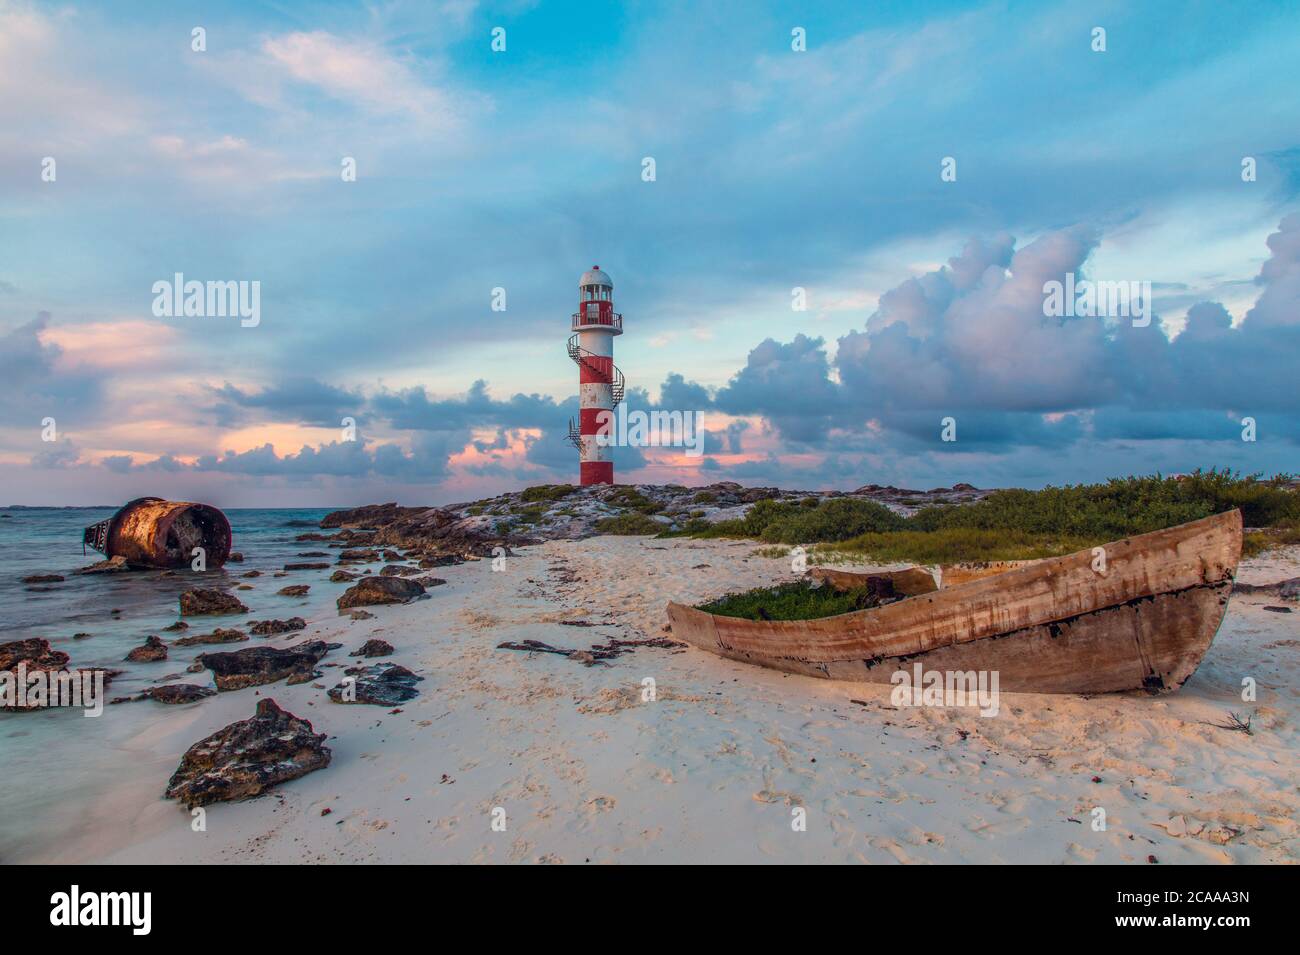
[567,265,625,486]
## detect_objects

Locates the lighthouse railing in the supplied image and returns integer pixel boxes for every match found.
[572,312,622,331]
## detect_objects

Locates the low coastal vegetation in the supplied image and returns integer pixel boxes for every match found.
[676,471,1299,563]
[698,580,886,621]
[594,511,665,535]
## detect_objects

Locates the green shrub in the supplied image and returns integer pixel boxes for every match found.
[594,512,664,535]
[673,469,1299,561]
[520,484,576,503]
[698,581,883,621]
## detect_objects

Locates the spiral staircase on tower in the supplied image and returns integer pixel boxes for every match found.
[566,333,625,450]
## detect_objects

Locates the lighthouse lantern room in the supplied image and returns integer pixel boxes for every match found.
[567,266,625,485]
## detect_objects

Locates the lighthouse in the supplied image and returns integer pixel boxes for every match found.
[566,265,625,485]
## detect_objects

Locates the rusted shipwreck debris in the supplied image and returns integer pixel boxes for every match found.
[83,497,232,569]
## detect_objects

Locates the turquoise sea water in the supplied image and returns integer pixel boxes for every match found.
[0,506,343,861]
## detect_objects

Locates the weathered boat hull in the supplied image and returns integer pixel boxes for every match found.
[939,560,1037,588]
[83,497,233,569]
[666,510,1242,695]
[807,565,938,596]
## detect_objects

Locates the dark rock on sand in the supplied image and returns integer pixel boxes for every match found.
[329,662,423,705]
[379,564,421,577]
[412,576,448,589]
[1234,576,1300,600]
[350,638,394,658]
[174,627,249,647]
[197,640,340,691]
[179,588,248,616]
[248,616,308,637]
[164,699,331,808]
[336,575,426,610]
[278,584,311,597]
[21,573,64,584]
[349,610,375,621]
[125,635,168,662]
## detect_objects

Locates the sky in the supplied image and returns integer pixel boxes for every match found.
[2,0,1298,507]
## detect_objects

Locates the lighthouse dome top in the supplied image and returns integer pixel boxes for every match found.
[579,265,613,289]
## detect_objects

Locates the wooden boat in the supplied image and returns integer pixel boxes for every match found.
[939,560,1037,588]
[666,510,1242,694]
[807,565,938,596]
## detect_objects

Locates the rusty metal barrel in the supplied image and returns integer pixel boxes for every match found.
[83,497,233,569]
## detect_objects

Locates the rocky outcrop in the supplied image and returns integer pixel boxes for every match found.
[125,635,168,662]
[323,482,998,548]
[336,576,426,610]
[197,640,340,691]
[321,504,519,558]
[248,617,307,637]
[379,564,421,577]
[350,638,394,658]
[164,699,331,807]
[179,588,249,616]
[277,584,310,596]
[320,502,422,529]
[330,570,360,582]
[329,662,422,705]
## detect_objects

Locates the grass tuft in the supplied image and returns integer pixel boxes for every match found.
[698,580,884,621]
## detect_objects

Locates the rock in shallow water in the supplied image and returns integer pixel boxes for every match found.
[179,588,249,616]
[1,637,69,671]
[329,662,423,705]
[248,616,307,637]
[173,628,248,647]
[125,635,168,662]
[21,573,64,584]
[165,698,331,808]
[277,584,311,597]
[76,556,133,575]
[141,684,216,704]
[197,640,341,690]
[336,575,426,610]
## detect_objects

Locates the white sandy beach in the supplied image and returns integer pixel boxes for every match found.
[22,535,1299,865]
